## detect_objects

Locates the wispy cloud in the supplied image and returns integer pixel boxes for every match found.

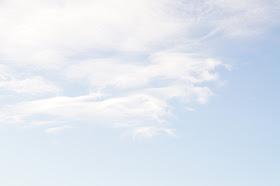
[45,125,73,134]
[0,0,279,137]
[0,65,60,95]
[0,53,220,136]
[132,126,176,139]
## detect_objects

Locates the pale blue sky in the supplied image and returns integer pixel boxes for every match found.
[0,0,280,185]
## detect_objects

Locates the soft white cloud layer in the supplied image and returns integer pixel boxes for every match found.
[0,0,278,68]
[132,126,176,138]
[64,52,220,89]
[0,93,169,131]
[0,53,220,136]
[0,65,60,95]
[0,0,279,137]
[45,125,73,134]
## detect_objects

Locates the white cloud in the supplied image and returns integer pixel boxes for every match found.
[64,52,221,89]
[0,65,60,95]
[0,93,168,125]
[185,107,195,112]
[0,0,188,68]
[132,126,176,138]
[26,120,63,127]
[0,76,60,95]
[180,0,280,37]
[0,0,279,137]
[0,0,277,68]
[133,127,175,137]
[0,52,220,134]
[45,125,73,134]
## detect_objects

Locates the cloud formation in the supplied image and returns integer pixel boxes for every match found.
[0,65,60,95]
[0,0,279,137]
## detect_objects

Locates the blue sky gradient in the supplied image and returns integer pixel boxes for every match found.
[0,0,280,185]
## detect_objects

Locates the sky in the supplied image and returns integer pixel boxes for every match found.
[0,0,280,185]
